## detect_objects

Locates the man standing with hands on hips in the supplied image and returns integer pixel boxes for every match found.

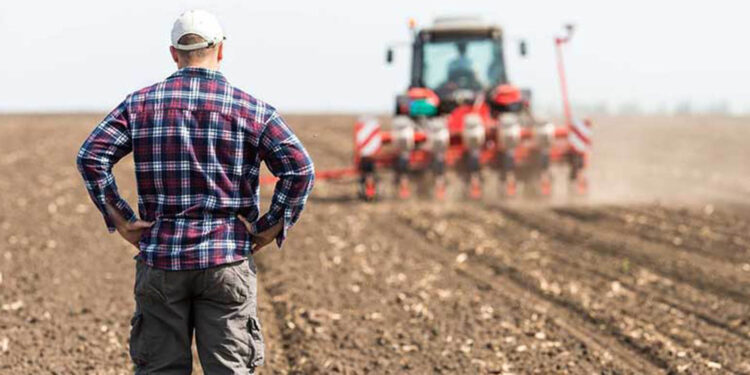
[76,9,314,374]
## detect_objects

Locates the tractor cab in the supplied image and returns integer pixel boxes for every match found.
[389,17,511,115]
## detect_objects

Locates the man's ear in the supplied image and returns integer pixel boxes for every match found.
[169,46,179,64]
[217,43,223,63]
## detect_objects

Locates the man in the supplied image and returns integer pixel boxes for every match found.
[447,42,474,77]
[441,41,481,92]
[76,9,314,374]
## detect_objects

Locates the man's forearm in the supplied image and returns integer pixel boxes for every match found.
[76,100,136,232]
[105,202,131,227]
[256,112,314,246]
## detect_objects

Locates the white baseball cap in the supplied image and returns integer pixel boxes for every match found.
[171,10,226,51]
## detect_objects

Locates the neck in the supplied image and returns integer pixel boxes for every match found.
[178,60,220,70]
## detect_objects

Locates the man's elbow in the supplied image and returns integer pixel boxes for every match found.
[75,149,85,171]
[75,147,98,175]
[305,162,315,185]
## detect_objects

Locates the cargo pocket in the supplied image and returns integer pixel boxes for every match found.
[246,317,265,369]
[134,261,166,303]
[203,261,249,304]
[129,312,148,368]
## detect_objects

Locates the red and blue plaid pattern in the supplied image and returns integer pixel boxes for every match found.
[77,67,314,270]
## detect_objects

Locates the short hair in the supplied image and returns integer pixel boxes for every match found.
[175,34,217,62]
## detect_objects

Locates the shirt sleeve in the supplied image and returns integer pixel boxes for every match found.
[76,100,137,232]
[250,112,315,247]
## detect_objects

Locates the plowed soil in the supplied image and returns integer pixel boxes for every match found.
[0,114,748,374]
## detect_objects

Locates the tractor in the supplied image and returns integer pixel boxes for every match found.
[260,18,591,200]
[353,17,590,200]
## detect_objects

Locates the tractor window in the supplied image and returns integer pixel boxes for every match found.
[422,39,503,92]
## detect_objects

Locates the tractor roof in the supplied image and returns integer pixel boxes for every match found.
[424,16,502,34]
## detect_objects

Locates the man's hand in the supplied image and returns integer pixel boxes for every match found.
[237,215,283,253]
[114,220,154,249]
[105,203,153,249]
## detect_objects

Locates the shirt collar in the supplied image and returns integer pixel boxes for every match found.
[168,67,227,82]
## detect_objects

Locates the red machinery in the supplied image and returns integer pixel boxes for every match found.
[262,19,591,200]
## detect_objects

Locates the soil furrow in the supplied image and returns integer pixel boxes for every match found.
[373,212,632,373]
[491,205,750,305]
[451,266,662,375]
[257,201,646,373]
[463,205,750,339]
[396,208,671,374]
[256,278,293,374]
[608,205,750,246]
[487,205,750,338]
[424,206,750,372]
[554,206,750,264]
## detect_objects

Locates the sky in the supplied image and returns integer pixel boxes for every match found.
[0,0,748,114]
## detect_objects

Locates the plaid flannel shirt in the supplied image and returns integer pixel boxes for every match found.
[76,67,314,270]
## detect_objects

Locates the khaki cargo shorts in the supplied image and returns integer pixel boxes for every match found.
[129,258,264,374]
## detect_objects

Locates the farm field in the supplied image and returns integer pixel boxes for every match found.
[0,114,749,374]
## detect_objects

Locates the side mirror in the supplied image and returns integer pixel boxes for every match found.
[386,48,394,64]
[519,40,528,57]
